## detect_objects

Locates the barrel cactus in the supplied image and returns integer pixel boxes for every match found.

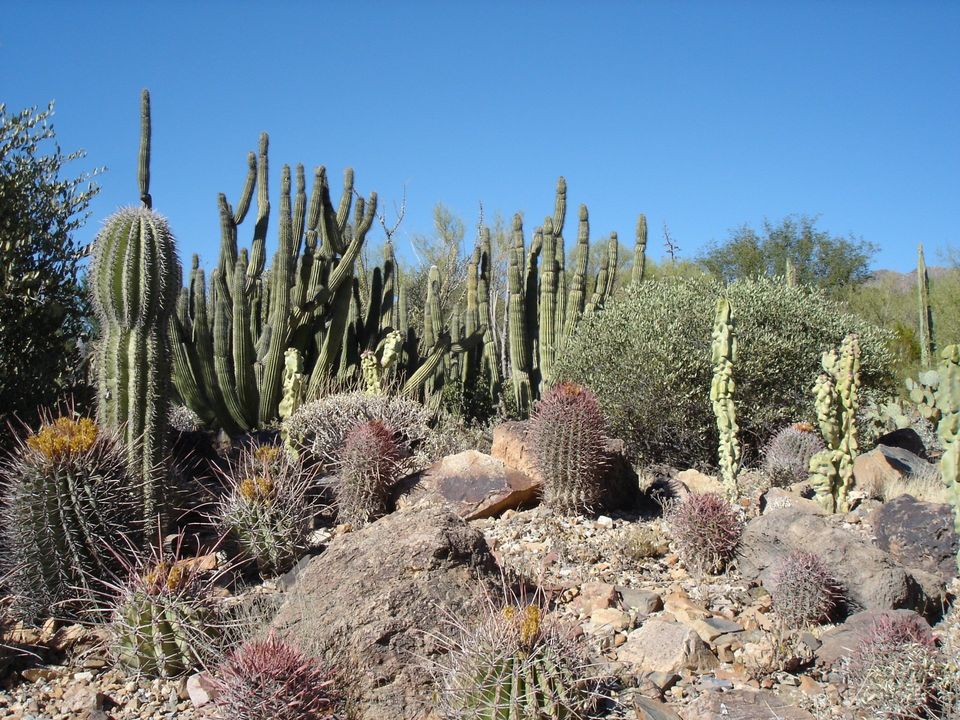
[110,555,218,677]
[528,382,608,514]
[762,423,825,487]
[335,420,402,527]
[216,444,317,578]
[0,416,140,621]
[432,599,598,719]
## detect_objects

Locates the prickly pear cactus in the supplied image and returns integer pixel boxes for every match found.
[907,369,941,426]
[710,297,740,498]
[935,345,960,571]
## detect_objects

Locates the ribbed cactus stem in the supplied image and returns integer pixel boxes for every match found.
[710,298,740,498]
[138,90,151,208]
[90,205,180,542]
[785,258,797,288]
[632,214,647,284]
[539,220,558,382]
[918,243,933,368]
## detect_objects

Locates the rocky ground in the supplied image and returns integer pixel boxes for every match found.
[0,424,957,720]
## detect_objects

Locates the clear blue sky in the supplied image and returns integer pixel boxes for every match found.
[2,1,957,273]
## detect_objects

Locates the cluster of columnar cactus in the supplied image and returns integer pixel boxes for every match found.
[710,297,740,497]
[89,90,179,542]
[808,334,861,513]
[0,416,140,621]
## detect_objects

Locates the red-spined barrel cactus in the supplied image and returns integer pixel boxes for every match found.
[213,632,338,720]
[528,382,608,514]
[335,420,401,527]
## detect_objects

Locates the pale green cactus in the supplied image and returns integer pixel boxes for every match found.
[710,297,740,498]
[278,348,306,421]
[808,334,861,512]
[935,345,960,571]
[906,369,941,426]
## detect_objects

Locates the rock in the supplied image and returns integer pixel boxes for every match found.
[870,494,959,581]
[854,445,931,494]
[186,673,216,709]
[760,486,826,515]
[619,588,663,615]
[490,420,639,509]
[270,502,497,720]
[618,619,719,674]
[393,450,539,520]
[633,696,682,720]
[571,581,618,613]
[686,616,743,644]
[816,608,930,668]
[680,689,816,720]
[589,607,632,632]
[737,508,927,614]
[664,591,709,623]
[675,469,725,496]
[876,428,927,458]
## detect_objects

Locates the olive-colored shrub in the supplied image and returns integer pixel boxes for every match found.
[553,277,895,467]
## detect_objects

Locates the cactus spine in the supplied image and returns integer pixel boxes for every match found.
[90,90,179,540]
[808,334,861,513]
[710,297,740,497]
[935,345,960,571]
[918,243,933,367]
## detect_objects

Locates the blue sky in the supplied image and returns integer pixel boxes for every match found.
[2,1,957,273]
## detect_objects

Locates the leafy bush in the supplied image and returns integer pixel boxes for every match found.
[769,550,842,628]
[554,276,895,467]
[666,492,742,575]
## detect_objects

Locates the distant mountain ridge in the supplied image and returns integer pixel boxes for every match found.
[867,266,951,292]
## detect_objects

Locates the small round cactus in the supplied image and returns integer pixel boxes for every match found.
[216,443,317,578]
[109,555,219,678]
[0,416,141,622]
[769,550,842,628]
[666,492,743,575]
[212,632,338,720]
[528,382,608,514]
[762,423,825,487]
[335,420,401,527]
[432,597,598,719]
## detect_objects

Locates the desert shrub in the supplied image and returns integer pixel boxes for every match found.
[666,492,743,575]
[528,382,608,514]
[621,523,670,561]
[283,392,432,473]
[212,632,338,720]
[553,276,895,467]
[429,593,600,719]
[769,550,842,629]
[846,614,959,719]
[216,444,318,578]
[762,423,825,487]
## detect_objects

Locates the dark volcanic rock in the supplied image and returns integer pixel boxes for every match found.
[871,494,959,581]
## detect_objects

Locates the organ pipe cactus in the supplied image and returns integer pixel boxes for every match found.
[934,345,960,571]
[631,213,647,284]
[808,334,861,513]
[710,297,740,497]
[89,90,179,541]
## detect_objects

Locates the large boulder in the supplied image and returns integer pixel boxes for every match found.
[737,508,927,615]
[853,445,933,495]
[270,502,498,720]
[392,450,538,520]
[875,428,927,458]
[680,689,816,720]
[617,618,718,674]
[490,420,640,509]
[815,608,931,668]
[870,494,959,582]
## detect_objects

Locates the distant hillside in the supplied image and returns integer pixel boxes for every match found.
[867,266,951,292]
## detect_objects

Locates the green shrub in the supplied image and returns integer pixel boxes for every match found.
[554,277,895,467]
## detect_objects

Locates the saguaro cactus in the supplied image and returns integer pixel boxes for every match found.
[808,334,861,513]
[917,243,934,367]
[89,90,180,540]
[632,213,647,285]
[710,297,740,497]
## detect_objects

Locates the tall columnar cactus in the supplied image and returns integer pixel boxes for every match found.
[934,345,960,571]
[528,382,608,514]
[710,297,740,497]
[89,90,179,540]
[785,258,797,288]
[808,334,861,513]
[0,417,141,621]
[631,213,647,284]
[917,243,934,368]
